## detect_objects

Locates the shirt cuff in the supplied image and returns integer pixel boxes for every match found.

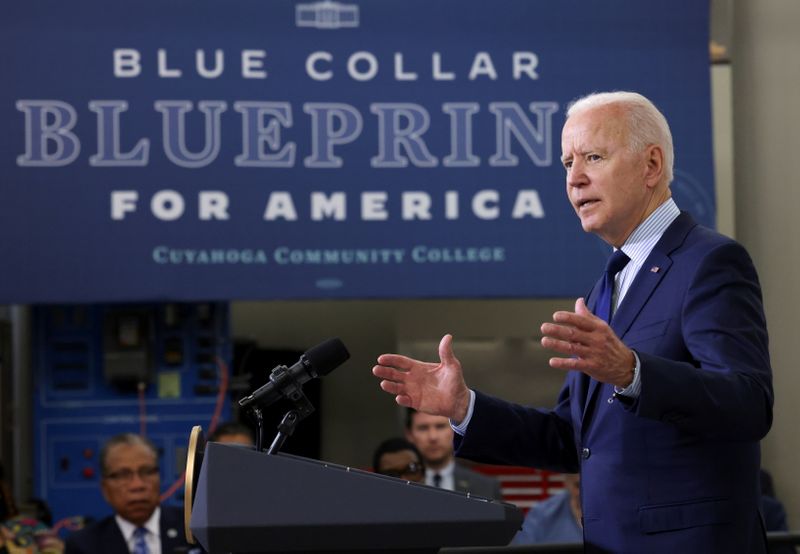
[450,389,476,435]
[613,350,642,398]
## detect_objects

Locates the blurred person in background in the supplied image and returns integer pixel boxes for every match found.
[511,473,582,546]
[405,409,501,499]
[64,434,193,554]
[207,422,254,447]
[0,460,63,554]
[372,438,425,483]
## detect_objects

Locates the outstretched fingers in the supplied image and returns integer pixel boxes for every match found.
[372,363,408,383]
[377,353,428,370]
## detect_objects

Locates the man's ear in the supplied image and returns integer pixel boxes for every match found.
[643,144,665,189]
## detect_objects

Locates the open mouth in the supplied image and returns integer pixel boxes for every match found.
[577,199,599,210]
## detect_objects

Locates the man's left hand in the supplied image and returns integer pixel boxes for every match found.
[540,297,635,388]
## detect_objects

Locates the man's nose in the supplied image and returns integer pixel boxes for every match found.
[567,160,588,188]
[128,474,149,487]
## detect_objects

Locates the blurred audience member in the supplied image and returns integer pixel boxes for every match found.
[405,409,502,498]
[372,438,425,483]
[760,469,796,554]
[511,473,582,546]
[64,434,193,554]
[208,422,255,446]
[0,460,63,554]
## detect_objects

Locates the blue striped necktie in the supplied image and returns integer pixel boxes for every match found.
[595,250,630,323]
[132,527,149,554]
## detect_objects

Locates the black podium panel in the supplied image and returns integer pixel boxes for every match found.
[190,443,522,553]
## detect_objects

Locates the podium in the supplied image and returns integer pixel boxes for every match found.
[188,442,522,554]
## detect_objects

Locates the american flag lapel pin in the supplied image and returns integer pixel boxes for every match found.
[650,266,660,273]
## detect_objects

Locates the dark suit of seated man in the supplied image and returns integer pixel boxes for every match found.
[65,433,196,554]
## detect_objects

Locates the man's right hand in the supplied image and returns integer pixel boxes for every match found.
[372,334,471,423]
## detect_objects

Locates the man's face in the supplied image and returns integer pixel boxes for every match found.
[561,105,658,247]
[100,443,161,526]
[406,412,454,467]
[376,450,425,483]
[214,433,253,447]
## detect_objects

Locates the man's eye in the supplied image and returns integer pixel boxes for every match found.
[587,154,602,162]
[563,161,572,170]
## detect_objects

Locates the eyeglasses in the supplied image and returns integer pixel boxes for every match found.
[104,466,160,483]
[379,462,423,479]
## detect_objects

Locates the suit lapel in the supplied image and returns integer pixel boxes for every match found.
[610,251,671,339]
[102,517,130,554]
[581,212,697,433]
[612,212,696,339]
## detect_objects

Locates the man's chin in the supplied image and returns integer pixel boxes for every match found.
[122,505,156,524]
[426,454,452,467]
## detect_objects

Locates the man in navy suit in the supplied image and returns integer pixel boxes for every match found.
[373,92,773,553]
[65,433,195,554]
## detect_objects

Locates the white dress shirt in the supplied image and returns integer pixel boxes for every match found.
[425,459,456,490]
[115,506,161,554]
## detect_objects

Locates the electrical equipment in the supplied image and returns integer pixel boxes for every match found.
[33,303,231,524]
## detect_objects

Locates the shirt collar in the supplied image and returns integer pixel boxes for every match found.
[426,459,455,480]
[116,505,160,542]
[618,198,680,264]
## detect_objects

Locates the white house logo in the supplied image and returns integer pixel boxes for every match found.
[296,1,359,29]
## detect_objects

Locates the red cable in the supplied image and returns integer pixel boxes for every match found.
[138,381,147,437]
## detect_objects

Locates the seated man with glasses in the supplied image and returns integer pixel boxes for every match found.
[372,437,426,483]
[65,433,194,554]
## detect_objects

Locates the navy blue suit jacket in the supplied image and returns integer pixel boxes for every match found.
[64,506,194,554]
[456,213,773,553]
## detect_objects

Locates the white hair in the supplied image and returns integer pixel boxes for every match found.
[567,91,674,184]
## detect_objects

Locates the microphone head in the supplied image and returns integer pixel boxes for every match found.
[304,338,350,377]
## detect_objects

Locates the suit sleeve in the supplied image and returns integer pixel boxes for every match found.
[455,376,580,473]
[633,241,773,440]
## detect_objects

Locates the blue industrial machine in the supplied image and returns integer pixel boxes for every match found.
[32,302,231,524]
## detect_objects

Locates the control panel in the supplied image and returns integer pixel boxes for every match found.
[32,303,231,524]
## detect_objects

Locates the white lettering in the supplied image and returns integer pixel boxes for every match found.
[311,192,346,220]
[512,190,545,218]
[114,49,141,78]
[348,51,378,81]
[512,51,539,80]
[263,192,298,220]
[199,191,230,220]
[151,190,185,220]
[468,52,498,80]
[196,49,224,79]
[242,50,267,79]
[157,49,182,78]
[394,53,418,81]
[472,189,499,219]
[402,192,432,220]
[306,51,333,81]
[362,191,388,220]
[432,52,455,81]
[111,191,138,219]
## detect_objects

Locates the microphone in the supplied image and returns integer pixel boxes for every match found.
[238,338,350,410]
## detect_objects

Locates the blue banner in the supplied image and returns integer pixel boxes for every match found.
[0,1,713,303]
